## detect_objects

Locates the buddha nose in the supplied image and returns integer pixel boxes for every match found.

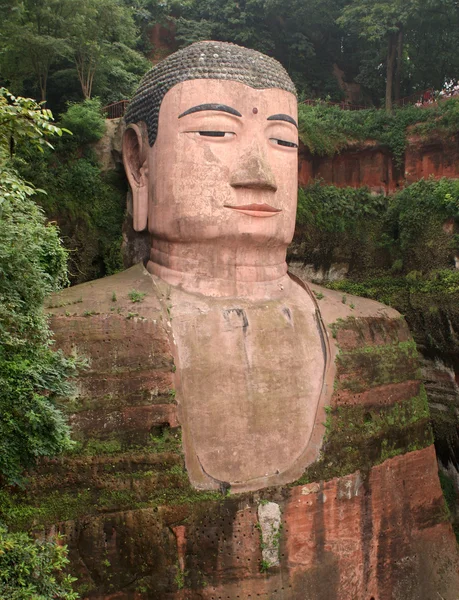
[230,143,278,191]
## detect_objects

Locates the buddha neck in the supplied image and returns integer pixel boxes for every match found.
[146,239,291,300]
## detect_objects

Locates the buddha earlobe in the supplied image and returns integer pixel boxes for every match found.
[122,123,149,232]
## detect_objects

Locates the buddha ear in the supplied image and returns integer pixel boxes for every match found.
[122,123,149,232]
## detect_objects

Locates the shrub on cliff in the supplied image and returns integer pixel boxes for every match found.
[59,98,106,144]
[298,99,459,166]
[294,177,459,277]
[293,182,388,274]
[15,99,126,284]
[0,89,80,485]
[295,178,459,357]
[386,177,459,272]
[0,526,78,599]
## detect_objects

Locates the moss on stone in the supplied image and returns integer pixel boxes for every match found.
[294,387,432,485]
[0,489,94,531]
[336,339,420,393]
[0,426,224,532]
[67,427,183,457]
[292,314,431,485]
[326,273,459,358]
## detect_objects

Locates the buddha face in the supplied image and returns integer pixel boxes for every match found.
[124,79,298,248]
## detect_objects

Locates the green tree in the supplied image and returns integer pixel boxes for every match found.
[174,0,275,54]
[66,0,142,99]
[91,43,151,105]
[0,88,80,485]
[337,0,459,110]
[403,0,459,93]
[0,525,78,599]
[127,0,175,54]
[267,0,347,98]
[0,0,72,103]
[338,0,420,111]
[0,0,148,107]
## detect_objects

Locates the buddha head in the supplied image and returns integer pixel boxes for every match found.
[123,41,299,296]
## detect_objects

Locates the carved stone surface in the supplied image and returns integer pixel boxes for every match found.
[39,264,459,598]
[58,447,455,600]
[125,40,296,146]
[257,501,281,568]
[162,276,328,492]
[38,41,459,597]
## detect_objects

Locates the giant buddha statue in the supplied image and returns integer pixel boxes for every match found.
[41,41,459,599]
[122,41,330,491]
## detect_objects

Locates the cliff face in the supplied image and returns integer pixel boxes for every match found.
[6,264,456,599]
[52,448,457,600]
[298,133,459,194]
[295,134,459,500]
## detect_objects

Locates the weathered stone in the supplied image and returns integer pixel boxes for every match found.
[92,118,125,172]
[48,266,176,445]
[257,502,281,568]
[36,40,459,598]
[298,133,459,194]
[42,448,457,600]
[31,265,459,597]
[298,141,398,195]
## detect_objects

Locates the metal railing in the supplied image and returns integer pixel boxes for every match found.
[103,100,129,119]
[395,87,459,107]
[302,87,459,111]
[395,88,435,107]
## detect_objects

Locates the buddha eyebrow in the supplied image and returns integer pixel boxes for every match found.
[178,104,242,118]
[267,114,298,128]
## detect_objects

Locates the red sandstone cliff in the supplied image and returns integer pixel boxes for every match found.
[299,133,459,194]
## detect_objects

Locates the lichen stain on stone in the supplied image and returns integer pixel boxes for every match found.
[257,501,281,568]
[222,307,249,330]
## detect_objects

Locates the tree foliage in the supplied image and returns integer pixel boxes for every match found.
[1,0,458,109]
[338,0,459,110]
[294,177,459,279]
[173,0,346,98]
[16,99,126,283]
[0,525,78,600]
[0,0,73,103]
[172,0,459,105]
[0,89,80,485]
[59,98,106,143]
[0,0,149,108]
[298,98,459,165]
[66,0,143,99]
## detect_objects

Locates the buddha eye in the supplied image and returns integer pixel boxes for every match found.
[198,131,235,138]
[270,138,298,148]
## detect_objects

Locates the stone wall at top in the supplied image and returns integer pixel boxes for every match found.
[298,133,459,194]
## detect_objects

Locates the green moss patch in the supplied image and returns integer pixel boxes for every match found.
[66,427,183,457]
[327,272,459,358]
[336,340,420,393]
[0,428,224,532]
[293,314,430,484]
[295,386,432,485]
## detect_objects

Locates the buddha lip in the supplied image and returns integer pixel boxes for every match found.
[224,203,281,213]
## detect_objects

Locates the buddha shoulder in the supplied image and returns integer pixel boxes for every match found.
[306,281,400,326]
[290,277,411,348]
[46,263,163,319]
